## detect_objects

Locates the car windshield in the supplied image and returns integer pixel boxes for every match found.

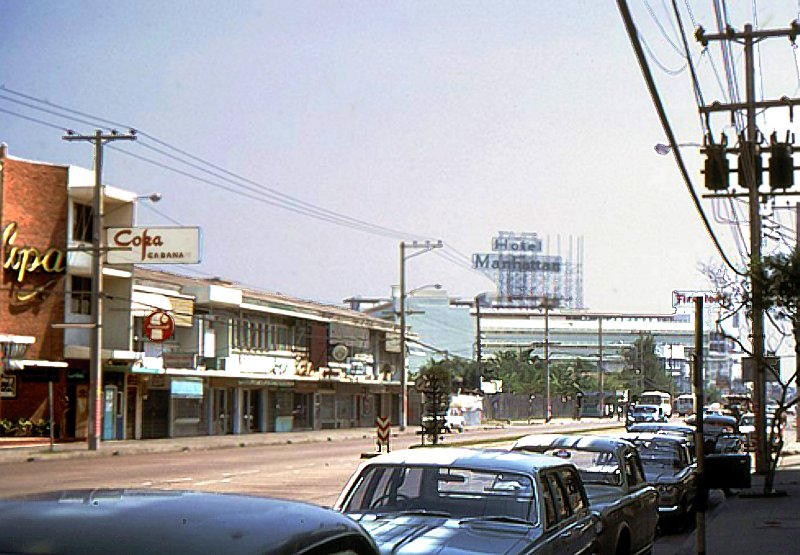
[542,448,621,486]
[634,406,657,414]
[631,439,682,468]
[342,465,536,524]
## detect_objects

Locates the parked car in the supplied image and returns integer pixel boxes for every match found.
[335,447,598,555]
[0,489,380,555]
[626,404,667,429]
[738,412,783,452]
[684,414,739,454]
[626,422,696,460]
[622,432,697,531]
[512,434,658,555]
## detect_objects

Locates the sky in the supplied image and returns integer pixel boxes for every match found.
[3,1,800,316]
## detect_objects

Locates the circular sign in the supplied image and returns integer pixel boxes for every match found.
[331,344,348,362]
[143,310,175,342]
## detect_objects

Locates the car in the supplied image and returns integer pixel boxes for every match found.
[626,422,697,460]
[622,432,697,531]
[0,489,380,555]
[684,414,739,454]
[444,407,466,433]
[420,407,464,436]
[335,447,598,555]
[738,412,783,452]
[626,404,667,429]
[512,434,658,555]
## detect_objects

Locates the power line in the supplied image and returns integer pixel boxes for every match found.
[617,0,747,276]
[0,86,429,242]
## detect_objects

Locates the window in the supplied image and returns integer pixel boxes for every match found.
[545,472,571,521]
[625,453,645,486]
[540,474,557,528]
[70,276,92,315]
[72,203,94,243]
[559,468,587,513]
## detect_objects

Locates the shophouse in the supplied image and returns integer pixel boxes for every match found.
[0,145,137,438]
[1,145,405,441]
[123,268,404,439]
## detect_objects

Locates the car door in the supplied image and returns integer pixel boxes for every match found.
[536,469,594,555]
[623,449,658,552]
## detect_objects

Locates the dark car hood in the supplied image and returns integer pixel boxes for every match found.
[0,489,373,555]
[351,514,535,554]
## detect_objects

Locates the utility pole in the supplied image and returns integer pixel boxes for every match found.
[63,129,136,451]
[398,239,442,431]
[695,22,800,474]
[544,297,551,422]
[693,296,707,555]
[475,293,482,392]
[598,317,604,417]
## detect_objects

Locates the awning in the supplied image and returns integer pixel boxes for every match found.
[131,291,194,327]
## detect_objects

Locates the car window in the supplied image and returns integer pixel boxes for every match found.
[558,468,587,513]
[540,475,557,529]
[625,453,645,486]
[542,448,621,486]
[545,472,571,521]
[343,465,535,522]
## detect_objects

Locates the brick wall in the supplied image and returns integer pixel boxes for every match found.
[0,152,68,362]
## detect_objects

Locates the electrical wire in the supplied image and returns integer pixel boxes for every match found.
[0,85,429,242]
[617,0,746,276]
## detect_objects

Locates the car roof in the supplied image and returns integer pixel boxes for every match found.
[632,404,661,409]
[513,434,634,453]
[685,414,737,425]
[622,432,689,445]
[627,422,694,433]
[0,489,377,555]
[356,447,573,474]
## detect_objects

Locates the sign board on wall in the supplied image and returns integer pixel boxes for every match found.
[106,227,201,264]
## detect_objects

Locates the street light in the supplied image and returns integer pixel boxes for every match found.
[399,240,443,431]
[654,142,702,155]
[408,283,442,296]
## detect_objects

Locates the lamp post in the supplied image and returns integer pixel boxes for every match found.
[654,142,702,155]
[399,240,443,431]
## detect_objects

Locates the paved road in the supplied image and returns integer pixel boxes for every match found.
[0,420,713,553]
[0,421,624,505]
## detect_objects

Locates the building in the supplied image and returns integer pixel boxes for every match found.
[1,145,405,441]
[124,268,405,439]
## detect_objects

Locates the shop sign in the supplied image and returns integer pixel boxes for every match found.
[170,377,203,398]
[672,290,728,307]
[106,226,201,264]
[162,352,198,369]
[2,222,65,303]
[144,311,175,342]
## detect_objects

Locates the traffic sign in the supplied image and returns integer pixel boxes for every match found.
[376,416,391,451]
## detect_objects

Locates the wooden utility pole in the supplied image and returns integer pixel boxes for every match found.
[63,130,136,451]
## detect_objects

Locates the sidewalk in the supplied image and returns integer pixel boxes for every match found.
[674,444,800,555]
[0,417,624,464]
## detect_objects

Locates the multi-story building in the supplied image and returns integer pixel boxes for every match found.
[1,145,404,441]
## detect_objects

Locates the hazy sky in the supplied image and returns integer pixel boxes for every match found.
[3,1,800,313]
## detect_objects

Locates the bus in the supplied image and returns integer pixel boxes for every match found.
[674,394,694,417]
[638,390,673,418]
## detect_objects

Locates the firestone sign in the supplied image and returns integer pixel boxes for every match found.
[106,226,201,264]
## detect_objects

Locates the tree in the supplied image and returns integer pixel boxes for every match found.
[415,359,453,445]
[757,249,800,493]
[619,334,675,398]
